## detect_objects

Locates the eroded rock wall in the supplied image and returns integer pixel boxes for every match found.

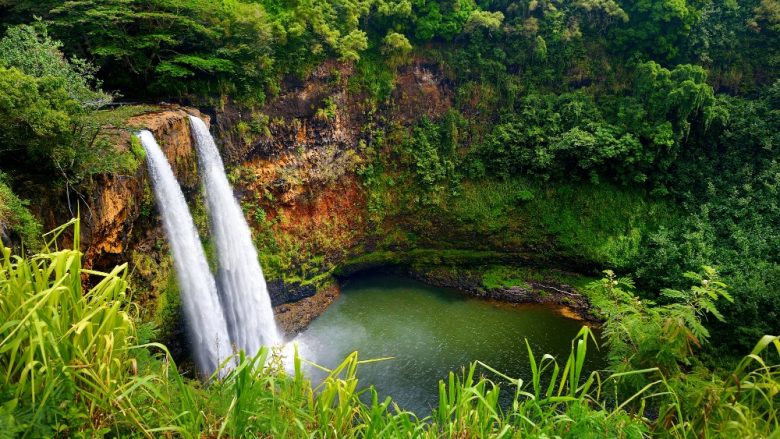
[75,59,562,338]
[81,108,209,271]
[207,59,453,283]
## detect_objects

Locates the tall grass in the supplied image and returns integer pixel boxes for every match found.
[0,219,139,435]
[1,220,777,437]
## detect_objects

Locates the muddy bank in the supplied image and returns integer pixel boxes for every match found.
[274,283,340,337]
[274,262,599,338]
[405,267,599,323]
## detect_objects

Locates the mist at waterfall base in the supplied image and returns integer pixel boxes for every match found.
[189,115,280,353]
[138,130,232,376]
[289,273,605,415]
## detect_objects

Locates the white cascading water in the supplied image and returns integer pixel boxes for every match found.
[189,116,281,355]
[138,130,233,377]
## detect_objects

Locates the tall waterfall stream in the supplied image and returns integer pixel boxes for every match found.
[139,119,279,376]
[141,120,601,402]
[189,115,280,353]
[138,130,233,376]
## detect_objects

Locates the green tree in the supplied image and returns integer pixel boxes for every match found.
[0,23,111,107]
[412,0,477,41]
[44,0,275,102]
[616,61,717,181]
[382,31,413,66]
[0,66,78,167]
[610,0,704,61]
[0,24,129,187]
[463,10,504,34]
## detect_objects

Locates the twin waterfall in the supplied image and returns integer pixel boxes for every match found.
[138,117,280,377]
[189,116,280,351]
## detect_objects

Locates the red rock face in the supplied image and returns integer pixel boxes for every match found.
[206,59,453,270]
[79,57,453,291]
[81,108,208,270]
[54,58,457,335]
[392,60,453,124]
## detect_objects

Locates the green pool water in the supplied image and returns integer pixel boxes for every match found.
[292,272,604,415]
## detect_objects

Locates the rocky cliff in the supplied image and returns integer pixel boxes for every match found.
[69,58,594,341]
[82,108,208,271]
[204,59,455,285]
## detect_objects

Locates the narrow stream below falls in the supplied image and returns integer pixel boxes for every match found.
[292,273,606,415]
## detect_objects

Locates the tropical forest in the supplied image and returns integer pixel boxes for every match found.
[0,0,778,437]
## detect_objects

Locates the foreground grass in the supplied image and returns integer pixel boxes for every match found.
[1,221,777,437]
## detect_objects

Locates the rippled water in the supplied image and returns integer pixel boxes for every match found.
[293,272,605,415]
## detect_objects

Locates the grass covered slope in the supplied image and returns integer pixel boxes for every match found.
[427,178,674,266]
[1,221,778,437]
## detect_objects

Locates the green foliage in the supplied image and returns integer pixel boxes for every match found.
[0,177,42,248]
[448,179,534,233]
[592,267,732,377]
[634,87,780,351]
[411,0,477,41]
[481,265,532,290]
[397,115,464,203]
[315,96,338,120]
[0,22,111,107]
[434,177,675,267]
[348,54,395,102]
[1,0,775,102]
[381,31,412,66]
[609,0,704,61]
[581,269,780,437]
[0,24,138,189]
[42,0,276,102]
[463,9,504,34]
[468,63,715,185]
[0,0,386,102]
[0,66,77,167]
[129,135,146,161]
[0,219,139,435]
[476,264,595,292]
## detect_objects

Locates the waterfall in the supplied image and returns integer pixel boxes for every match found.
[189,116,281,355]
[138,130,233,377]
